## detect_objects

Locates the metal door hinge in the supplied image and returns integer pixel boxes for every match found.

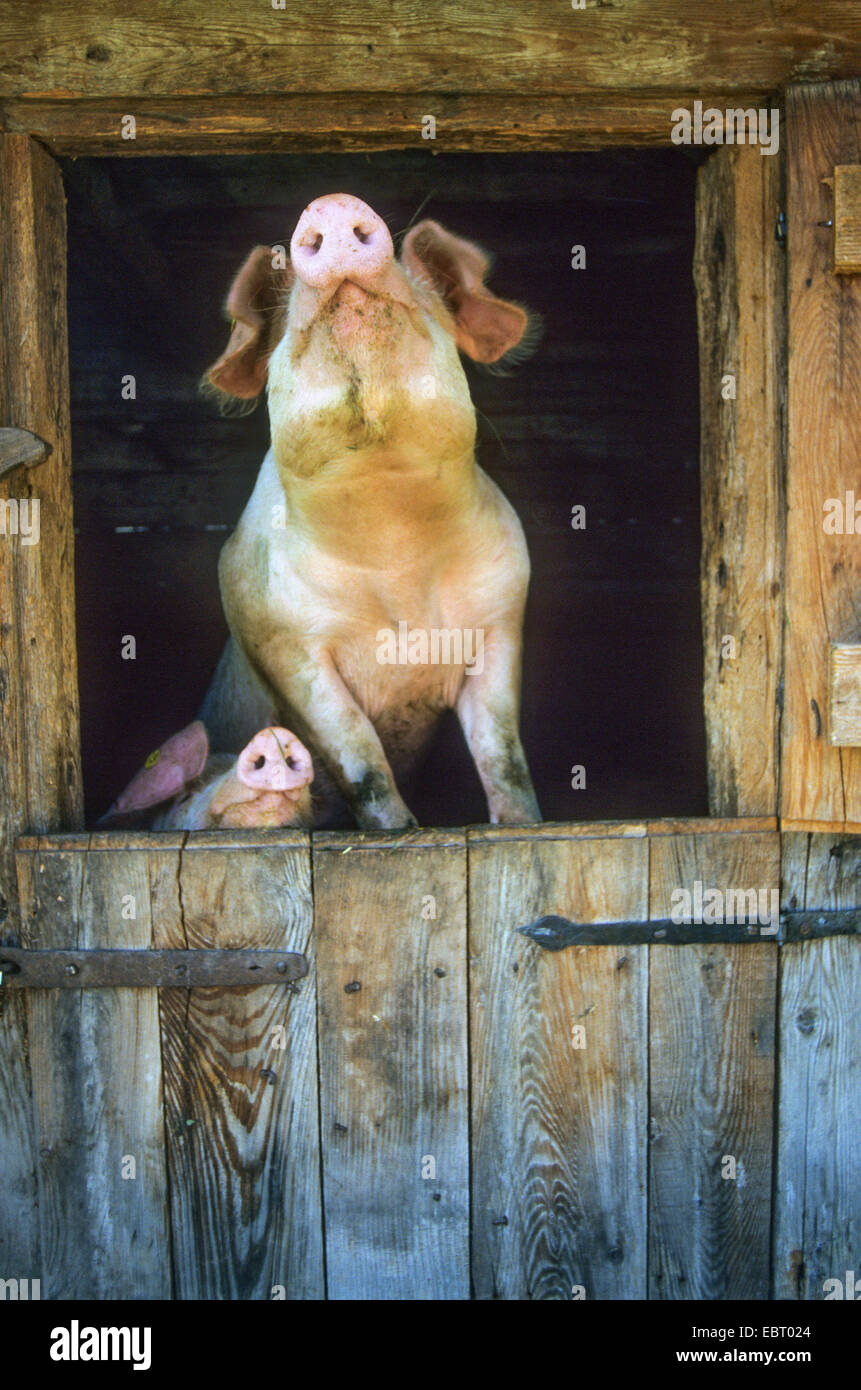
[518,909,860,951]
[0,948,308,989]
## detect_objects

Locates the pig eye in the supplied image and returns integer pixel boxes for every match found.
[354,226,371,244]
[253,755,266,770]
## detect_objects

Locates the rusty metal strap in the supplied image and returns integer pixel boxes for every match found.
[518,909,861,950]
[0,948,308,989]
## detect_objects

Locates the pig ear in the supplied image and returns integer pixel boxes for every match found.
[204,246,293,400]
[100,721,210,822]
[401,219,532,365]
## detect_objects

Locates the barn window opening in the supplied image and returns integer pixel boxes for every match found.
[62,148,708,829]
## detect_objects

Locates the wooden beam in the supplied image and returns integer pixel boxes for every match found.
[0,91,776,156]
[0,136,83,915]
[781,80,861,824]
[0,1,859,104]
[694,142,786,817]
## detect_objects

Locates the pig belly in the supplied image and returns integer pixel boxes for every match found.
[337,631,463,768]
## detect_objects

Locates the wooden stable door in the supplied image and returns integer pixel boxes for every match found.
[8,821,857,1301]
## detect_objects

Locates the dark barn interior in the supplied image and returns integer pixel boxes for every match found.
[63,149,708,827]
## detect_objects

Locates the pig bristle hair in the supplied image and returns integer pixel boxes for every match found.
[198,373,261,418]
[482,307,544,376]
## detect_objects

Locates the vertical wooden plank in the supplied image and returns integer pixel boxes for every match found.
[648,832,779,1299]
[469,832,649,1300]
[15,839,171,1298]
[156,830,322,1300]
[774,832,861,1299]
[694,141,786,817]
[0,134,83,898]
[314,830,469,1301]
[782,80,861,825]
[0,133,82,1290]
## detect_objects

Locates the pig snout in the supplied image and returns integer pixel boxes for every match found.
[236,727,313,794]
[290,194,393,293]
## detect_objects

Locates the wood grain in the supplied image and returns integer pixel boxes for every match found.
[781,81,861,824]
[694,143,785,817]
[15,842,170,1298]
[157,833,323,1300]
[774,832,861,1300]
[648,832,779,1298]
[0,1,858,102]
[830,642,861,745]
[0,426,50,477]
[314,834,469,1300]
[470,834,648,1299]
[0,134,81,1304]
[0,134,83,920]
[0,92,752,157]
[831,164,861,273]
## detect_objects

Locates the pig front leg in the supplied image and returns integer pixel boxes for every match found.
[455,632,541,825]
[250,647,417,830]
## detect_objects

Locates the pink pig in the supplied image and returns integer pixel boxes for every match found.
[199,194,541,830]
[99,722,314,830]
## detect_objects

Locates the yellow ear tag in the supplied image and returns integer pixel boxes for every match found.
[144,749,161,769]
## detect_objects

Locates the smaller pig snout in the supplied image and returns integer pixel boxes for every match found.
[237,727,314,793]
[290,194,394,291]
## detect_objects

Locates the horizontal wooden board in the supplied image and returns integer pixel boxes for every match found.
[0,1,859,104]
[0,93,748,156]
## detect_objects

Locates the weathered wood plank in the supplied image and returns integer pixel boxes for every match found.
[0,2,858,102]
[0,133,83,918]
[0,426,50,477]
[694,142,785,816]
[781,81,861,824]
[0,93,746,156]
[314,836,469,1300]
[470,834,648,1300]
[830,164,861,273]
[830,642,861,746]
[469,818,777,845]
[0,133,82,1304]
[157,835,323,1300]
[774,832,861,1300]
[15,844,170,1298]
[648,832,779,1298]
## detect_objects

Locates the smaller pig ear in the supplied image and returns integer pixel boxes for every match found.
[102,721,210,820]
[401,219,531,365]
[204,246,293,400]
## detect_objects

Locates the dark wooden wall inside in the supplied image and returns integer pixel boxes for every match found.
[63,148,708,826]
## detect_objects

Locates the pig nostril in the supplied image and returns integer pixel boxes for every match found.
[286,756,297,770]
[253,755,266,770]
[311,233,323,252]
[353,226,371,244]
